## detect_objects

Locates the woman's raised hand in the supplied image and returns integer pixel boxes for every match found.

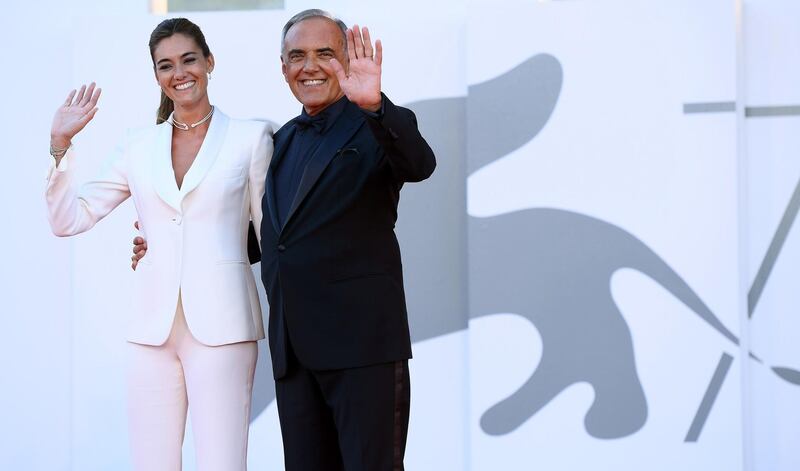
[51,83,102,148]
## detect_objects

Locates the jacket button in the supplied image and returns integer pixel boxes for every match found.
[277,244,286,252]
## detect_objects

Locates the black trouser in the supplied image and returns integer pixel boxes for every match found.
[275,358,411,471]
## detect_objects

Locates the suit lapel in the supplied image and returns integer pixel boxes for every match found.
[152,122,181,212]
[264,126,296,234]
[282,103,365,230]
[178,109,229,200]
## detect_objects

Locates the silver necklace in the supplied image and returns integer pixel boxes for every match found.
[168,106,214,131]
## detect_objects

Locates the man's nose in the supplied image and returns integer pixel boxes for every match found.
[302,56,319,72]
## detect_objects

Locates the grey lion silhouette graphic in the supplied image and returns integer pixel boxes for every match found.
[469,208,737,438]
[400,53,741,440]
[251,53,796,441]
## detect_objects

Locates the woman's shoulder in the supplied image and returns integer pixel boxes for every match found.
[226,114,275,137]
[109,123,165,152]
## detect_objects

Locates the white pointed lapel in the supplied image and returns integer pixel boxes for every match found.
[178,109,230,200]
[152,122,181,212]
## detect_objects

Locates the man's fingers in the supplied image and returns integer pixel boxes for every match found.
[330,58,348,84]
[352,25,366,59]
[362,27,374,58]
[374,40,383,67]
[346,28,357,62]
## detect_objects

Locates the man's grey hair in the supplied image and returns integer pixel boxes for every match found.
[281,9,348,54]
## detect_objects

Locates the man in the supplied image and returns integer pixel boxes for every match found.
[134,9,435,469]
[262,9,435,470]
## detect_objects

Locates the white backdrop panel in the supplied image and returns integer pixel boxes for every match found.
[467,0,742,469]
[743,1,800,470]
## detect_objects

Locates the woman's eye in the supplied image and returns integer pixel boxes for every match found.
[185,58,196,64]
[159,65,172,71]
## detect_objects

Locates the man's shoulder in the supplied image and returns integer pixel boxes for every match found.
[274,119,297,138]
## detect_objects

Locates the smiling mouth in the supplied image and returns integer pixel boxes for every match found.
[174,81,196,90]
[301,79,326,86]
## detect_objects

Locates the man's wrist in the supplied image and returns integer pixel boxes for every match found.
[360,102,381,113]
[360,94,385,117]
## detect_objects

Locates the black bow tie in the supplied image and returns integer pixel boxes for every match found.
[294,113,326,133]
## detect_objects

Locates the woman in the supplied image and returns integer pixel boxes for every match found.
[45,18,271,471]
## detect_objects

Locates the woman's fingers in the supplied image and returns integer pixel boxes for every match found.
[88,87,102,108]
[81,83,96,107]
[74,85,87,107]
[79,107,99,125]
[63,89,77,107]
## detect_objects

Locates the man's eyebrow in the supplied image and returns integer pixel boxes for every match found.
[287,48,305,55]
[156,51,198,66]
[315,47,335,54]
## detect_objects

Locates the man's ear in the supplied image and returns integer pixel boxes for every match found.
[281,55,289,83]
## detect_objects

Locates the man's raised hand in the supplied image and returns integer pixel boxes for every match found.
[330,25,382,112]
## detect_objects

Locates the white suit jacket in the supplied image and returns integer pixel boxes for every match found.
[45,110,273,346]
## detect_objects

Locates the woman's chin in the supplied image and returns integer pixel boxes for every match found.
[171,93,208,109]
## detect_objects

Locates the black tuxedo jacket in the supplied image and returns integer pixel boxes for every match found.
[260,95,436,379]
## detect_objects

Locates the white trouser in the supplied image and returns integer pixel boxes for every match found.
[126,295,257,471]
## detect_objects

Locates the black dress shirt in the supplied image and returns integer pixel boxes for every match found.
[273,96,349,226]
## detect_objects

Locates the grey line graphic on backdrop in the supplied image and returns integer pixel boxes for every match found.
[682,102,800,117]
[683,99,800,390]
[683,102,736,113]
[747,105,800,117]
[685,353,734,442]
[249,55,797,442]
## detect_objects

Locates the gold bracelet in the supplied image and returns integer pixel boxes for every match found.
[49,142,71,158]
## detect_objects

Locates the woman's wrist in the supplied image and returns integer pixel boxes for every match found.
[50,135,72,150]
[49,136,72,161]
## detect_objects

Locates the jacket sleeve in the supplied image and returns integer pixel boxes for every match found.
[248,121,274,248]
[44,134,131,237]
[364,93,437,183]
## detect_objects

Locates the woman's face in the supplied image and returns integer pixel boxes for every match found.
[153,33,214,110]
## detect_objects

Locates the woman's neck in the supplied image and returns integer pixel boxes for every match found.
[173,100,212,126]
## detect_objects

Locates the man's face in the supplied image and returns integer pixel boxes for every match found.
[281,17,348,116]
